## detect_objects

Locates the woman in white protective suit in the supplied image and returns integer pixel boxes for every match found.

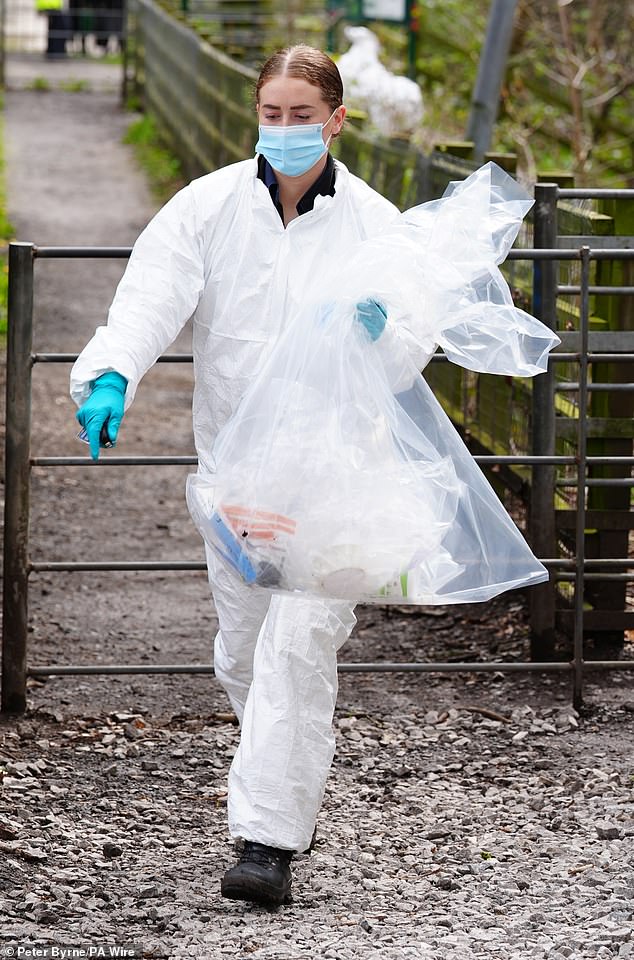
[70,46,407,906]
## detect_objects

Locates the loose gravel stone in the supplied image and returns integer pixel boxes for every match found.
[101,841,123,859]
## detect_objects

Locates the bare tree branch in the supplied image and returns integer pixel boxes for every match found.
[558,1,588,168]
[586,76,634,108]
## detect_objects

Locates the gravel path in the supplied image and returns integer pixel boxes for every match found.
[1,698,634,959]
[1,52,634,960]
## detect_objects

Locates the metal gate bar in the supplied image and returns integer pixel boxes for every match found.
[573,247,590,705]
[3,242,634,714]
[24,660,634,677]
[20,662,581,677]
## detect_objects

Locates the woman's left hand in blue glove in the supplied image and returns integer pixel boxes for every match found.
[356,299,387,341]
[76,370,127,461]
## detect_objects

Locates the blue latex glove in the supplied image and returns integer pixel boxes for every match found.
[356,298,387,342]
[76,371,127,461]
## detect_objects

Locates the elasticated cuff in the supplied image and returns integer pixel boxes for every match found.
[91,371,128,394]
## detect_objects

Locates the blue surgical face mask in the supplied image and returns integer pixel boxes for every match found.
[255,109,338,178]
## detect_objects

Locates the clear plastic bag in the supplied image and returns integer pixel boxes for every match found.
[187,163,560,604]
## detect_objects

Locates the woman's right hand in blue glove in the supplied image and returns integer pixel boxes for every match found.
[76,371,127,461]
[356,299,387,342]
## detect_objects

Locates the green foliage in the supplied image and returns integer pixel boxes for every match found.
[95,52,123,65]
[59,78,91,93]
[0,259,8,337]
[27,76,51,92]
[149,0,632,185]
[0,96,14,337]
[123,112,185,203]
[125,93,143,113]
[501,0,633,184]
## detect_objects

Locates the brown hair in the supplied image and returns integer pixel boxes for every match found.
[255,45,344,114]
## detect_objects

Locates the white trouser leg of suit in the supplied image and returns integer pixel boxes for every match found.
[208,548,271,726]
[207,549,357,853]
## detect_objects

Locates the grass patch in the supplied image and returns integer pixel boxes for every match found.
[99,52,123,65]
[59,78,91,93]
[64,51,122,66]
[0,94,15,338]
[123,112,185,203]
[27,76,51,92]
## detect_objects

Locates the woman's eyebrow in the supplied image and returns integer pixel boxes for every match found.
[260,103,316,110]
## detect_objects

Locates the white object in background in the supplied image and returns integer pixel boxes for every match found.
[337,25,424,137]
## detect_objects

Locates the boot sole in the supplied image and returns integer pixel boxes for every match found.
[221,877,292,906]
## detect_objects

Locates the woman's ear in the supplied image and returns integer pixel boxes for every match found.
[333,104,347,137]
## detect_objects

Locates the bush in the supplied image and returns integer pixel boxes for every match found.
[123,112,185,203]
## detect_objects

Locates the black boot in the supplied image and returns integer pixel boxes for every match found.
[221,841,293,905]
[234,826,316,857]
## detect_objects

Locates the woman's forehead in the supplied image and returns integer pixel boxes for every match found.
[257,75,327,107]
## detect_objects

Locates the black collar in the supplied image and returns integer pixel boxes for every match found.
[257,154,336,222]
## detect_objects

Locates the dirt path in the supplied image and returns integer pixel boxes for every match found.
[1,51,634,959]
[2,53,213,716]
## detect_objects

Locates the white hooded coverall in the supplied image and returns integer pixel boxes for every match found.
[70,157,401,852]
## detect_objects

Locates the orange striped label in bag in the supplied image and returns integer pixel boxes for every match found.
[222,504,297,541]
